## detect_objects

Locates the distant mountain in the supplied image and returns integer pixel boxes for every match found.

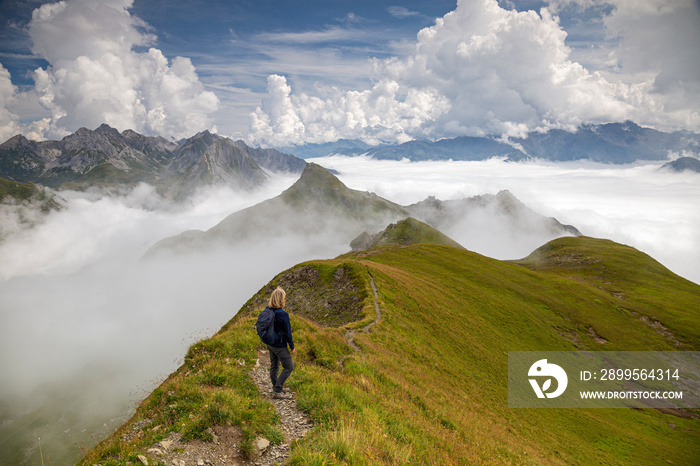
[660,157,700,173]
[0,125,306,199]
[278,139,377,159]
[146,164,580,258]
[279,121,700,164]
[513,121,700,163]
[406,190,581,238]
[144,163,408,257]
[364,136,527,161]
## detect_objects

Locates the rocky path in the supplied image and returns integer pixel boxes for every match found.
[249,349,314,465]
[137,350,313,466]
[141,273,381,466]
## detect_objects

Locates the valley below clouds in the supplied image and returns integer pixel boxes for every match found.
[0,158,697,461]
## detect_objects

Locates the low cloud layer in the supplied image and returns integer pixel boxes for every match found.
[0,0,218,141]
[0,174,316,461]
[250,0,700,145]
[308,155,700,284]
[0,158,697,462]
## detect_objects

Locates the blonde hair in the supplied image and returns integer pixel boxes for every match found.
[269,287,286,309]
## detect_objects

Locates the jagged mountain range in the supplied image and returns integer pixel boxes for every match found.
[146,163,580,258]
[2,120,695,205]
[279,121,700,163]
[0,124,306,199]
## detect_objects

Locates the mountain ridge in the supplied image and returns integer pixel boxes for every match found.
[0,125,306,199]
[278,121,700,164]
[145,163,579,258]
[80,236,700,465]
[660,156,700,173]
[145,163,409,257]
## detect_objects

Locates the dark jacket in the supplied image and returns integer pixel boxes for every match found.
[270,307,294,350]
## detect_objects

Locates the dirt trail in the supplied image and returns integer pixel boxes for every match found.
[142,272,381,465]
[343,273,382,356]
[247,270,382,464]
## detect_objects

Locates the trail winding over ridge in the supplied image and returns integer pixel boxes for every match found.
[249,269,381,463]
[343,271,381,357]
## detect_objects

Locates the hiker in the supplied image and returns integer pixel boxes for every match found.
[265,287,295,399]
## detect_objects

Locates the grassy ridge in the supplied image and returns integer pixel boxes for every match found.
[81,238,699,465]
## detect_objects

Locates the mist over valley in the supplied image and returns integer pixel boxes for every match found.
[1,150,698,462]
[0,0,699,462]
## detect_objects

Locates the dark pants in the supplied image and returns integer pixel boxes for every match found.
[266,344,293,393]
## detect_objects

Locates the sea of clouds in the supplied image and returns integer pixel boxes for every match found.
[311,156,700,284]
[0,158,697,462]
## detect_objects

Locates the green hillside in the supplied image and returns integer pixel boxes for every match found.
[351,217,465,251]
[0,176,61,212]
[81,237,699,465]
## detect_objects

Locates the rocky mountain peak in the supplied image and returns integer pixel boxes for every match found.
[95,123,121,137]
[0,125,305,197]
[0,134,31,150]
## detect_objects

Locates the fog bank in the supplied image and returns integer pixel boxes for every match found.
[0,158,697,463]
[308,156,700,285]
[0,175,322,463]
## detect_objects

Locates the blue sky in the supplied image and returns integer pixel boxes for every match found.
[0,0,698,145]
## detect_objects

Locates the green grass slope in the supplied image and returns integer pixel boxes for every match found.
[351,217,465,251]
[0,176,61,212]
[81,237,699,465]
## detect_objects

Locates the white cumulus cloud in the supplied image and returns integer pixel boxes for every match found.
[600,0,700,130]
[250,0,699,146]
[250,74,450,146]
[19,0,218,140]
[0,64,23,143]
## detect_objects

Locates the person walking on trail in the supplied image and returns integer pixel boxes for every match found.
[266,287,295,399]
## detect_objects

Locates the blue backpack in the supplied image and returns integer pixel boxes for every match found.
[256,307,279,345]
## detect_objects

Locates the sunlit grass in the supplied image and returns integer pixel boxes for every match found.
[81,238,700,465]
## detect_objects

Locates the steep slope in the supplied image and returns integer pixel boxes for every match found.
[167,130,269,198]
[516,236,700,345]
[0,176,59,210]
[83,237,699,465]
[145,163,408,256]
[350,217,464,251]
[0,176,62,240]
[230,140,307,173]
